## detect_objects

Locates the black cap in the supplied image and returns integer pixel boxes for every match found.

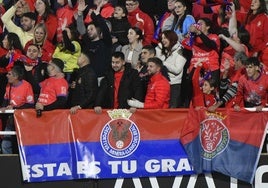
[51,58,64,72]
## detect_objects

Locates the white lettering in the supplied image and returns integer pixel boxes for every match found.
[108,161,121,174]
[108,160,137,174]
[77,161,101,176]
[26,163,73,178]
[57,163,72,176]
[162,159,176,172]
[32,164,44,178]
[43,163,57,177]
[24,165,31,180]
[145,158,192,173]
[176,158,192,171]
[230,177,238,188]
[145,159,160,173]
[255,165,268,188]
[172,176,183,188]
[122,160,137,174]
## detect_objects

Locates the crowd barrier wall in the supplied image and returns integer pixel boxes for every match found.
[0,154,267,188]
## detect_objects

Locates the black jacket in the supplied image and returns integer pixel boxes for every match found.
[24,62,48,102]
[95,64,144,108]
[80,13,112,77]
[108,17,131,46]
[68,64,98,108]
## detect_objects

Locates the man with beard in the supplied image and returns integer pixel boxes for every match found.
[1,0,36,47]
[94,51,143,113]
[137,45,156,98]
[128,57,170,109]
[76,0,112,86]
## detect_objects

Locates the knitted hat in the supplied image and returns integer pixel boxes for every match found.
[51,58,64,72]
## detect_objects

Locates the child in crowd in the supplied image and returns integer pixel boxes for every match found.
[191,59,218,109]
[107,4,131,52]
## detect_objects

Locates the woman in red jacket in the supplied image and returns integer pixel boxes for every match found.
[244,0,268,60]
[24,23,55,63]
[34,0,57,42]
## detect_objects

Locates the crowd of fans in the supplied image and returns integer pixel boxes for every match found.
[0,0,267,153]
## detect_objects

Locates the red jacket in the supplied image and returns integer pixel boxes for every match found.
[37,14,58,42]
[84,3,114,24]
[56,4,77,42]
[245,13,268,56]
[144,73,170,109]
[24,39,55,63]
[192,67,217,108]
[25,0,35,11]
[127,7,154,46]
[100,3,114,18]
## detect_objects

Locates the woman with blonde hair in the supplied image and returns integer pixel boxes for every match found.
[24,23,55,63]
[34,0,57,42]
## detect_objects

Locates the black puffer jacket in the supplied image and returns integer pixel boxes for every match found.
[95,64,144,108]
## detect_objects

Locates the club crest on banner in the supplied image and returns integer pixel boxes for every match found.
[100,109,140,158]
[200,112,229,160]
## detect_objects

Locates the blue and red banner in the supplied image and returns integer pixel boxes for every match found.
[14,109,193,182]
[14,108,267,183]
[180,108,268,184]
